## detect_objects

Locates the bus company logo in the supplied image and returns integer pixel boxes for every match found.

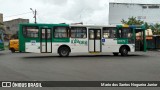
[71,39,87,45]
[117,39,128,44]
[2,82,11,87]
[118,40,125,43]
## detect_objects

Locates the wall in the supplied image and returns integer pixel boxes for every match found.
[109,3,160,25]
[4,18,29,36]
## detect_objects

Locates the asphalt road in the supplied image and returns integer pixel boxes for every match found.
[0,50,160,90]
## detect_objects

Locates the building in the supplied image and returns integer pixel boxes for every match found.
[0,13,3,23]
[109,3,160,25]
[109,3,160,50]
[0,13,4,43]
[0,13,4,37]
[4,18,29,39]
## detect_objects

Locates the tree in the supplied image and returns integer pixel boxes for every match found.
[11,34,18,39]
[150,23,160,35]
[144,22,151,29]
[0,22,4,30]
[121,16,144,25]
[121,16,160,35]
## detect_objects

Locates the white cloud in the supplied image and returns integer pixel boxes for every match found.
[0,0,160,25]
[36,0,69,5]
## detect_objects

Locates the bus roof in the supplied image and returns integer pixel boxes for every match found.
[19,23,69,26]
[19,23,145,29]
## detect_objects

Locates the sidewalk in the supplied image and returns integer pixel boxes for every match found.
[148,49,160,52]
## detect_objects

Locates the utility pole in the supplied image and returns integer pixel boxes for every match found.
[30,8,37,24]
[35,10,37,24]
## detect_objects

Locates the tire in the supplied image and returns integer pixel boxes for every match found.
[113,53,119,56]
[58,47,70,57]
[120,47,128,56]
[11,49,15,53]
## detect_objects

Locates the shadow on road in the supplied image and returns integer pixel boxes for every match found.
[22,54,147,59]
[0,53,6,56]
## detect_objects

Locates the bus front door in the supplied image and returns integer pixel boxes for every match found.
[40,28,52,53]
[89,29,101,53]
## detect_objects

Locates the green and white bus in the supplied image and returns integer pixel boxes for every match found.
[0,29,4,51]
[19,23,146,56]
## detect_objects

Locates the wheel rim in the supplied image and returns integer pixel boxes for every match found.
[123,49,127,55]
[61,49,68,56]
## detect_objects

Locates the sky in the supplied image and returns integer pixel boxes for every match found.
[0,0,160,25]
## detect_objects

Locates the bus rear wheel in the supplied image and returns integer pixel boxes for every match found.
[58,47,70,57]
[120,47,128,56]
[11,48,15,53]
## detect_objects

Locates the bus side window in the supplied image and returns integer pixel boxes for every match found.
[110,29,116,38]
[89,30,94,39]
[71,27,87,38]
[103,27,116,38]
[41,29,51,39]
[54,27,69,38]
[47,29,51,39]
[103,29,110,38]
[118,28,133,38]
[23,26,39,38]
[118,29,122,38]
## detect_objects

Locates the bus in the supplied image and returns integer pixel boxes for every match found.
[0,29,4,51]
[19,23,146,56]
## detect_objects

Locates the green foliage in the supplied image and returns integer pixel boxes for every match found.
[121,16,160,35]
[144,22,151,29]
[121,16,144,25]
[11,34,18,39]
[150,23,160,35]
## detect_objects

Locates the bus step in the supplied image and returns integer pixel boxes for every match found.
[89,52,101,54]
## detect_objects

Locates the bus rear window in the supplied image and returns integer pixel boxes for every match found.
[23,26,39,38]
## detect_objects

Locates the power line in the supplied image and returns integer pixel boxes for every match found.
[4,12,32,18]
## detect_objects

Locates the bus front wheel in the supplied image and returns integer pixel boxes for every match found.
[58,47,70,57]
[120,47,128,56]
